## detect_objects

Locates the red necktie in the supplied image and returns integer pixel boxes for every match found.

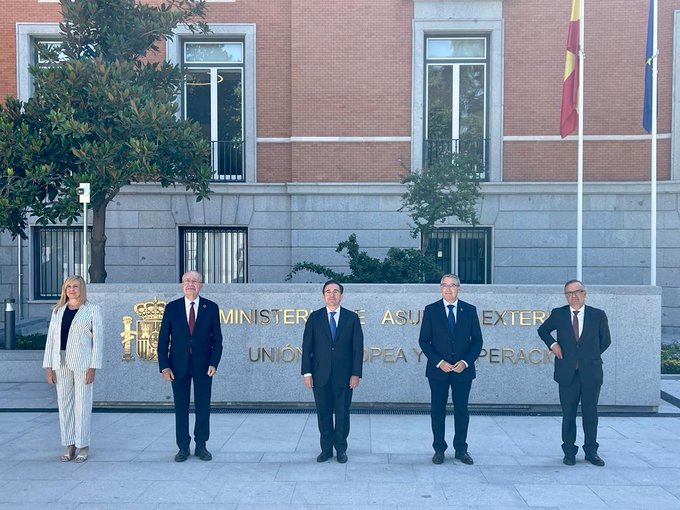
[189,302,196,335]
[572,310,579,342]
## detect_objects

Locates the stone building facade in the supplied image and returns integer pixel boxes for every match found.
[1,0,679,339]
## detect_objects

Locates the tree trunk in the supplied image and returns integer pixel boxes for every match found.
[420,232,430,256]
[89,200,108,283]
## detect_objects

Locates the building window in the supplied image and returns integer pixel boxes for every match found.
[16,24,62,101]
[33,226,90,299]
[180,227,247,283]
[182,41,245,182]
[425,36,488,180]
[167,24,256,182]
[34,39,65,66]
[425,227,492,284]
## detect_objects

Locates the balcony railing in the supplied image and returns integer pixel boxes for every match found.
[210,140,245,182]
[425,138,488,181]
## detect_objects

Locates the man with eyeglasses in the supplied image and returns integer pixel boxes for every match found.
[301,280,364,463]
[538,279,611,467]
[419,274,483,465]
[157,271,223,462]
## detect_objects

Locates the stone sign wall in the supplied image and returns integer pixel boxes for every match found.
[90,284,661,411]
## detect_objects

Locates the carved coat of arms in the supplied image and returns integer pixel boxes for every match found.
[121,298,166,361]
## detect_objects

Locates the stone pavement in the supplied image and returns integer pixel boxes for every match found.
[0,379,678,509]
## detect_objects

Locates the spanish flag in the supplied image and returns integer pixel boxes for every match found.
[560,0,580,138]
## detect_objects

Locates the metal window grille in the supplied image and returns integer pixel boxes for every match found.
[33,226,90,299]
[425,227,492,284]
[180,227,247,283]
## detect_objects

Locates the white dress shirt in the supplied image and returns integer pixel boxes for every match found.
[436,299,468,368]
[184,296,200,322]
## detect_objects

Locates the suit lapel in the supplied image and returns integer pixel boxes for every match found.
[175,299,190,336]
[194,299,210,334]
[335,307,349,340]
[456,302,466,328]
[579,305,592,341]
[319,308,334,342]
[563,305,585,343]
[436,302,453,338]
[55,304,66,325]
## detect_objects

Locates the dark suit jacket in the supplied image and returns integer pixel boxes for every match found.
[157,296,223,378]
[538,304,611,388]
[301,306,364,387]
[419,299,483,381]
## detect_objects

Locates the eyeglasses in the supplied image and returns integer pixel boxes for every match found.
[440,284,460,289]
[564,290,585,297]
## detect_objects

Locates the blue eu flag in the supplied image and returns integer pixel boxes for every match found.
[643,0,654,133]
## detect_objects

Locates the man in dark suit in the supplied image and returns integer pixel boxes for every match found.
[419,274,483,465]
[301,280,364,463]
[157,271,223,462]
[538,279,611,467]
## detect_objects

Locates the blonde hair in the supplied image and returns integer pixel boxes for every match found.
[53,275,87,311]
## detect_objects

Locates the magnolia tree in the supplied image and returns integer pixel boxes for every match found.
[0,0,212,282]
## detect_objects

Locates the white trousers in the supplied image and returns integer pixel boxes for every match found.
[55,352,93,448]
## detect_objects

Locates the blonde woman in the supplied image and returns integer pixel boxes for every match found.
[43,275,103,463]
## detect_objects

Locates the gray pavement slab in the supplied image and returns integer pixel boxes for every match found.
[0,381,678,508]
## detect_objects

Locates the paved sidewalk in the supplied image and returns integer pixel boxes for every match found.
[0,380,678,509]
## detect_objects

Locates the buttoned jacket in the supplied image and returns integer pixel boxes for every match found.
[418,299,483,381]
[538,304,612,388]
[301,306,364,387]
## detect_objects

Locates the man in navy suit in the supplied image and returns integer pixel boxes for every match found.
[301,280,364,463]
[538,279,611,467]
[157,271,223,462]
[419,274,483,465]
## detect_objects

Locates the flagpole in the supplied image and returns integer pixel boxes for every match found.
[576,0,585,281]
[650,0,658,286]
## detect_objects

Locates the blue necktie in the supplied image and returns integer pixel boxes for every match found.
[447,304,456,336]
[329,311,337,341]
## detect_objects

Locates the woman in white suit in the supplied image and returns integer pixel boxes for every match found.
[43,275,103,463]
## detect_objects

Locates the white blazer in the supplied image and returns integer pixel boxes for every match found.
[43,301,103,371]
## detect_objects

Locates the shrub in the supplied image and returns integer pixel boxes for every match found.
[661,342,680,374]
[15,334,47,350]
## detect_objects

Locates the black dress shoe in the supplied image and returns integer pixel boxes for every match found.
[336,452,348,463]
[563,455,576,466]
[432,452,445,465]
[454,452,474,465]
[195,447,213,461]
[174,449,190,462]
[316,450,333,462]
[585,454,605,466]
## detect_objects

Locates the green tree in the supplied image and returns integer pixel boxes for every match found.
[0,0,211,282]
[286,233,441,283]
[400,153,482,253]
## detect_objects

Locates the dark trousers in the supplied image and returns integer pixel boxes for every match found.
[171,363,213,451]
[428,376,472,454]
[312,373,353,454]
[558,370,601,456]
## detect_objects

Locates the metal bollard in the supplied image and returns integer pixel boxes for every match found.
[4,299,16,350]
